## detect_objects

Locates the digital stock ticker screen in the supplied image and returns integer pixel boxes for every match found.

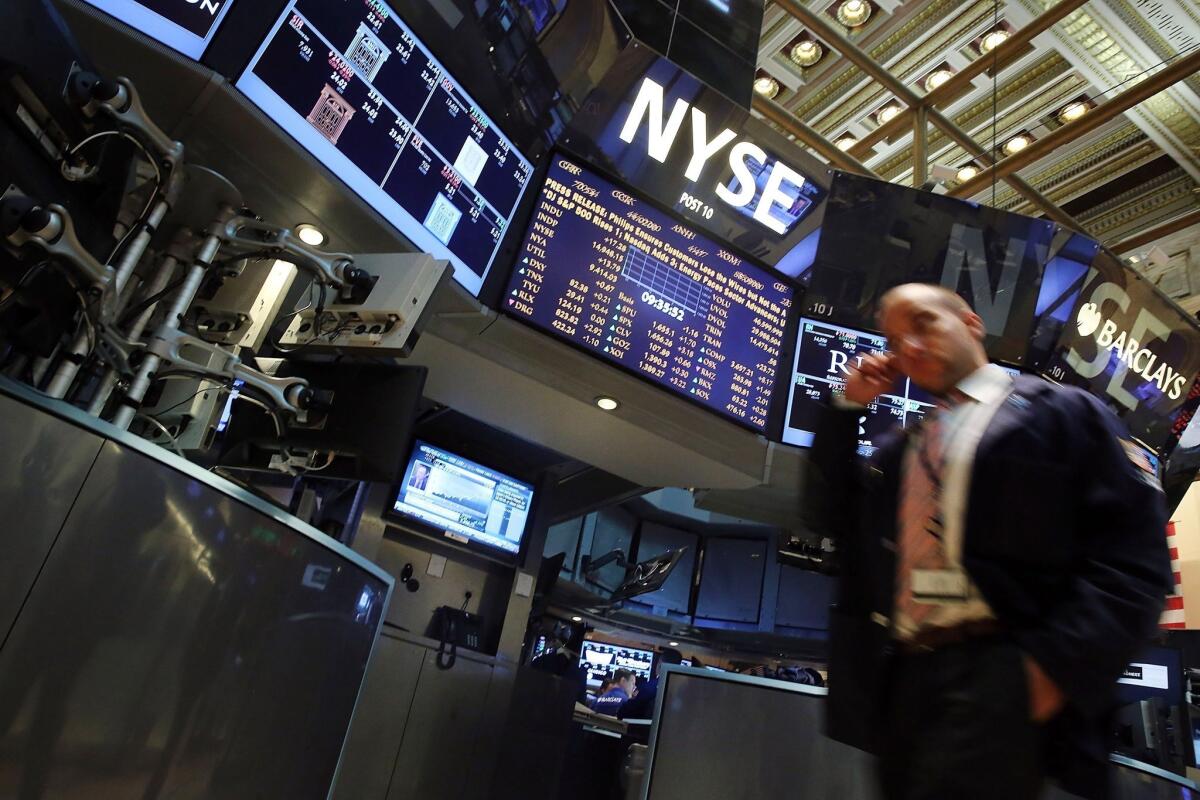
[783,318,935,457]
[236,0,534,296]
[505,157,793,432]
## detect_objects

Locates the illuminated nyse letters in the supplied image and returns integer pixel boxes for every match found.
[939,224,1033,336]
[188,0,222,14]
[618,77,808,235]
[1065,277,1187,408]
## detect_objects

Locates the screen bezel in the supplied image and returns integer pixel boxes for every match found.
[579,640,655,687]
[497,146,804,436]
[78,0,237,60]
[385,439,537,565]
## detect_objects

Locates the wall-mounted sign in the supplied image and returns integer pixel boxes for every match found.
[617,77,823,236]
[565,52,829,269]
[80,0,234,59]
[1042,249,1200,455]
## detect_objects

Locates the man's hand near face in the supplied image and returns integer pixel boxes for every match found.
[844,352,899,406]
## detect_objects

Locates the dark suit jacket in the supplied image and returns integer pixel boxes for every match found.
[804,375,1172,798]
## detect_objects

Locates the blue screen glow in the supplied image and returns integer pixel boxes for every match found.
[505,156,793,431]
[236,0,534,296]
[393,441,534,556]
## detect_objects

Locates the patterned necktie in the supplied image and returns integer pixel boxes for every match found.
[895,403,952,629]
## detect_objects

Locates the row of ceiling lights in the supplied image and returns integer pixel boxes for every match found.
[750,9,1095,178]
[755,26,1012,100]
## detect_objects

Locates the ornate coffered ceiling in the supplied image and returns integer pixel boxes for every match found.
[752,0,1200,292]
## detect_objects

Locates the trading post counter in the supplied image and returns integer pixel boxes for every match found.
[637,666,1199,800]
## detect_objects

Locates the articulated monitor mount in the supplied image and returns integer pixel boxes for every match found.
[582,546,689,605]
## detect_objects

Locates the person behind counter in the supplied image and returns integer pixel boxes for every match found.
[591,669,635,716]
[618,648,683,720]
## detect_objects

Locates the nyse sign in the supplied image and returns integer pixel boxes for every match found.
[803,172,1055,366]
[617,77,813,236]
[131,0,226,37]
[1046,250,1200,454]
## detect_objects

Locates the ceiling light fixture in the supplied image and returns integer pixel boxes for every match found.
[1058,101,1090,124]
[669,642,680,647]
[295,223,326,247]
[979,28,1009,54]
[956,164,979,182]
[789,39,824,67]
[835,135,858,151]
[753,75,781,99]
[836,0,871,27]
[1002,134,1031,156]
[876,104,902,124]
[924,69,954,92]
[572,615,583,622]
[595,396,620,411]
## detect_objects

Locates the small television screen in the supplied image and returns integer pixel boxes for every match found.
[782,317,934,457]
[79,0,234,60]
[506,155,794,432]
[235,0,535,296]
[391,441,535,558]
[1117,645,1184,707]
[579,642,655,688]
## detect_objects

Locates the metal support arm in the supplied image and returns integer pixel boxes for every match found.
[218,216,369,295]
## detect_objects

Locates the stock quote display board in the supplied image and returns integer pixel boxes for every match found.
[783,318,934,457]
[236,0,534,296]
[80,0,234,59]
[1042,248,1200,456]
[506,157,793,431]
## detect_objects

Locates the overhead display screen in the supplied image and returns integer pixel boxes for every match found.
[236,0,534,296]
[580,642,655,688]
[392,441,535,558]
[1042,248,1200,456]
[505,156,793,431]
[801,172,1056,366]
[783,318,934,457]
[80,0,234,59]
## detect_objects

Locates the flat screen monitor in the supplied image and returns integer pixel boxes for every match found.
[783,317,934,457]
[1117,645,1185,707]
[79,0,235,60]
[505,155,794,432]
[579,641,654,688]
[391,440,535,559]
[235,0,535,296]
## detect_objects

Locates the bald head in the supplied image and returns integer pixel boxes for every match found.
[876,283,988,396]
[878,284,972,330]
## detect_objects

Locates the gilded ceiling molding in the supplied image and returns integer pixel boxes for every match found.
[1104,0,1200,99]
[874,61,1077,179]
[1021,0,1200,177]
[1000,139,1160,214]
[1079,170,1199,238]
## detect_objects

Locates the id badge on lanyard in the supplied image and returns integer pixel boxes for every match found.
[912,378,1015,603]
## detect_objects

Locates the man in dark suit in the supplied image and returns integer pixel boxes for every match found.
[804,283,1171,799]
